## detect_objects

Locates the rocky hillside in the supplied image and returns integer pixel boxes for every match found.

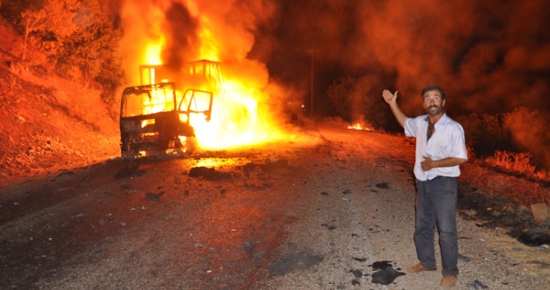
[0,21,120,186]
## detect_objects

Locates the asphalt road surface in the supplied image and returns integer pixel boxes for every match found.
[1,124,549,289]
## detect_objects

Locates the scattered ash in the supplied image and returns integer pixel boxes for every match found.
[375,182,389,189]
[115,163,145,179]
[145,191,164,201]
[259,158,289,171]
[457,181,549,244]
[349,269,363,278]
[517,230,550,247]
[466,279,489,289]
[370,260,393,271]
[268,251,324,276]
[188,166,232,180]
[369,261,405,285]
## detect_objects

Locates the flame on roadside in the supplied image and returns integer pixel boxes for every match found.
[348,123,372,131]
[121,0,294,150]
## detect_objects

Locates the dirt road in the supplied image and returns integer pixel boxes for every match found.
[1,124,548,289]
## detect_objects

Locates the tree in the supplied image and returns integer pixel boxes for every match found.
[327,75,356,121]
[20,0,78,61]
[55,0,123,102]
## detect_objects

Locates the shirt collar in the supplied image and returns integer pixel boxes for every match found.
[424,113,449,126]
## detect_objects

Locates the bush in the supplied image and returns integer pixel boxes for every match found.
[457,113,513,158]
[503,107,550,170]
[327,75,355,121]
[457,108,550,180]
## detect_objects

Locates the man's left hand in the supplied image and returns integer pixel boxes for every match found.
[421,156,435,171]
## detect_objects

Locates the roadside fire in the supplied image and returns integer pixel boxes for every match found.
[348,123,372,131]
[347,115,372,131]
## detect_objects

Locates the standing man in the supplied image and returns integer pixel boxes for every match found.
[382,86,468,288]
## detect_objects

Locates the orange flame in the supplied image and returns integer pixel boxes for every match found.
[348,123,372,131]
[144,38,165,66]
[120,0,313,151]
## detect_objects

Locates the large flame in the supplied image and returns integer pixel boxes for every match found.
[197,17,219,62]
[119,0,298,151]
[144,38,165,65]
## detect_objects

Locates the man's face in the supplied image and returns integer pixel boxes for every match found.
[422,90,445,116]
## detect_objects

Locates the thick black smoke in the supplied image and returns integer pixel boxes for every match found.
[162,2,199,71]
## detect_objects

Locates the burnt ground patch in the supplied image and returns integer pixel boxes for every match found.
[267,251,324,276]
[457,182,550,243]
[369,261,405,286]
[188,166,233,180]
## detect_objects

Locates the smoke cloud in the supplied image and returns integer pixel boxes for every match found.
[251,0,550,118]
[250,0,550,167]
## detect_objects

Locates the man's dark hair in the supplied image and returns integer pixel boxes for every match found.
[421,85,446,100]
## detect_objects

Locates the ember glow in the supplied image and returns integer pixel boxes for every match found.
[119,0,291,150]
[348,123,371,131]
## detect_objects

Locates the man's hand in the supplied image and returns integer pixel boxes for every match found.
[382,90,398,104]
[421,156,435,171]
[382,89,405,128]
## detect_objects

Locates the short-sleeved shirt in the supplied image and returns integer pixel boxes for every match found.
[404,113,468,181]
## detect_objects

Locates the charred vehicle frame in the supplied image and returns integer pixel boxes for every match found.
[119,82,213,157]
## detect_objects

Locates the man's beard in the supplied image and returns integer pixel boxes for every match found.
[426,105,443,116]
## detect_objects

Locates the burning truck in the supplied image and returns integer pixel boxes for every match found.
[119,60,220,157]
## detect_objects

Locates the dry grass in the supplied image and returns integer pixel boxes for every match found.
[458,147,550,207]
[485,150,549,181]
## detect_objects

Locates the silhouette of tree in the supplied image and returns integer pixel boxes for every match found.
[52,0,123,102]
[327,75,355,121]
[20,0,78,61]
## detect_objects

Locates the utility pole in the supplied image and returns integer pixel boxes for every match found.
[306,49,319,115]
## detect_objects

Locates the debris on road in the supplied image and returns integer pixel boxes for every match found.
[465,279,489,289]
[145,191,164,201]
[268,251,324,277]
[188,166,232,180]
[369,261,406,285]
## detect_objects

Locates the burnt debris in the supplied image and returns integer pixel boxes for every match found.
[369,261,405,285]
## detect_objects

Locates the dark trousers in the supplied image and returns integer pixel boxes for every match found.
[414,177,458,276]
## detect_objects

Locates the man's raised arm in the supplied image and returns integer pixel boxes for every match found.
[382,89,407,128]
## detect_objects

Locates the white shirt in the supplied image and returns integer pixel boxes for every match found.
[404,113,468,181]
